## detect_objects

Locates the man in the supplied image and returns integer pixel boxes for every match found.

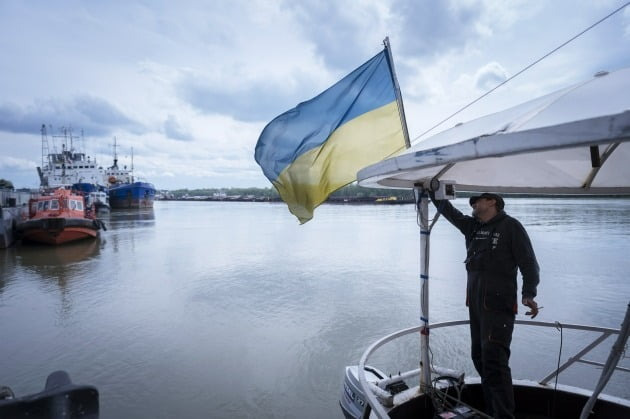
[430,191,540,419]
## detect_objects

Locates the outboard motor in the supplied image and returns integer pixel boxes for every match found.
[341,365,383,418]
[340,365,409,419]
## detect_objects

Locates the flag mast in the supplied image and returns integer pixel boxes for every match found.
[415,186,432,393]
[385,37,431,391]
[383,37,411,149]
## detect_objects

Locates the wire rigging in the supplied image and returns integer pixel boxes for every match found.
[411,1,630,145]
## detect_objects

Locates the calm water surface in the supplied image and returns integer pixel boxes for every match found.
[1,199,629,418]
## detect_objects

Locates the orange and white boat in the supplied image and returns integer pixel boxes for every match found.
[18,188,105,245]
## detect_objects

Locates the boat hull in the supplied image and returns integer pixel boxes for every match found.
[386,381,630,418]
[18,217,99,245]
[108,182,155,209]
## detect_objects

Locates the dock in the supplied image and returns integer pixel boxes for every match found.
[0,190,35,248]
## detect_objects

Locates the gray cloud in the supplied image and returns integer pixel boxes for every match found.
[0,96,145,137]
[280,0,491,92]
[394,1,484,57]
[176,75,309,122]
[282,0,381,70]
[164,114,193,142]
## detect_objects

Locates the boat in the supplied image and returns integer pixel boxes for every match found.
[107,181,155,209]
[17,188,105,245]
[340,67,630,418]
[37,125,106,189]
[105,138,156,209]
[72,182,111,213]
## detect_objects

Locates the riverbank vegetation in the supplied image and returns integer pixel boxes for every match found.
[165,184,415,202]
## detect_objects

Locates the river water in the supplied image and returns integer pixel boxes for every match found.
[1,198,629,418]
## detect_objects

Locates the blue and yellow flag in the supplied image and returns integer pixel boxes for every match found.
[254,47,407,223]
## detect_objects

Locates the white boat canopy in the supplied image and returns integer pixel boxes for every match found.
[358,67,630,194]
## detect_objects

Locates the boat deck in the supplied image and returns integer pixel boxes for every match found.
[388,382,629,418]
[350,319,630,419]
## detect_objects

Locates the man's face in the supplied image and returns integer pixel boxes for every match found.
[471,197,495,218]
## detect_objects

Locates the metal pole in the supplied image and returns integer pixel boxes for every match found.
[415,186,431,391]
[383,37,411,149]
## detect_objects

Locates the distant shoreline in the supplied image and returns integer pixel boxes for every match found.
[156,197,415,204]
[156,194,630,204]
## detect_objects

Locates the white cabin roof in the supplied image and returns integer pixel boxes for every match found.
[358,67,630,194]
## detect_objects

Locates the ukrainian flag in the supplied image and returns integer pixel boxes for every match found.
[255,48,407,223]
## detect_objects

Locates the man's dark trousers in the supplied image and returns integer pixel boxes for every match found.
[468,271,516,419]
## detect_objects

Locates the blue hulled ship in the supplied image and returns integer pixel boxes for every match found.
[105,140,156,209]
[108,181,155,209]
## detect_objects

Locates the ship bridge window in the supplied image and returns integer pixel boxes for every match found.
[69,200,84,211]
[50,199,59,210]
[37,201,50,211]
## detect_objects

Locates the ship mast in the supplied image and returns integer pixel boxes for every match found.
[38,124,50,187]
[131,147,134,182]
[40,124,48,170]
[112,137,118,169]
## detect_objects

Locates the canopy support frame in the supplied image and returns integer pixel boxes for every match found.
[583,142,620,189]
[414,186,432,392]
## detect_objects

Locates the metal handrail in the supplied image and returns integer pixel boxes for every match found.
[358,319,625,419]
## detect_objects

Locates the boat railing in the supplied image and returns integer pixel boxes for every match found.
[358,319,628,418]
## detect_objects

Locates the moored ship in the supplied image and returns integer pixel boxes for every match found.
[17,188,105,245]
[105,138,156,209]
[37,125,105,189]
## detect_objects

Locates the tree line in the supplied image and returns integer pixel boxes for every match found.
[168,184,414,201]
[0,179,14,189]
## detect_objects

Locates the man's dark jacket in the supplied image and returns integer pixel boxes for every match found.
[433,198,540,312]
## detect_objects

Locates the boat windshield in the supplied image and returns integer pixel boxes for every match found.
[50,199,59,210]
[69,199,84,211]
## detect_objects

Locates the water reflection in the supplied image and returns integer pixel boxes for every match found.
[106,208,155,229]
[6,239,101,319]
[16,238,100,274]
[0,248,14,292]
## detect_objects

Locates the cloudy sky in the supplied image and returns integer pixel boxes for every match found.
[1,0,629,190]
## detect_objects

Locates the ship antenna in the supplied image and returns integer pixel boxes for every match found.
[68,126,74,152]
[113,136,118,168]
[40,124,47,169]
[81,129,86,159]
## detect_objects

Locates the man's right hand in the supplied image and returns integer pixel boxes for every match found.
[522,297,540,319]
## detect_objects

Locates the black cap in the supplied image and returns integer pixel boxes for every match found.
[469,193,504,210]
